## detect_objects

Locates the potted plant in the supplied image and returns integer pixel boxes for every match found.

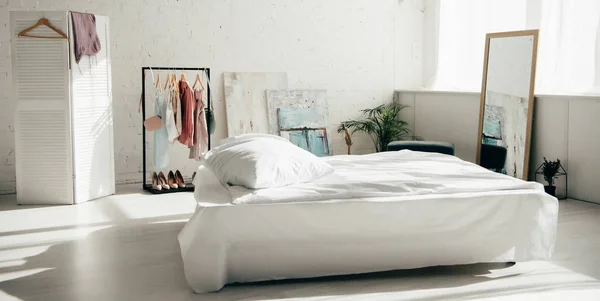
[337,103,421,152]
[541,157,561,196]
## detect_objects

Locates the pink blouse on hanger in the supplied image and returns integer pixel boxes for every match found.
[177,81,195,147]
[189,89,209,159]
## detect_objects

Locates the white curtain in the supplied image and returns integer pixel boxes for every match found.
[427,0,600,95]
[536,0,600,94]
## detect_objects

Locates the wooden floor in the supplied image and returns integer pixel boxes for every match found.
[0,185,598,301]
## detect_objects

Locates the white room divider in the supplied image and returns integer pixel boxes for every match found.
[10,11,115,205]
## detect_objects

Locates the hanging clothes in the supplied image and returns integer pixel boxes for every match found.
[71,12,101,63]
[165,83,179,142]
[189,88,209,159]
[154,86,169,168]
[177,80,195,147]
[175,83,183,137]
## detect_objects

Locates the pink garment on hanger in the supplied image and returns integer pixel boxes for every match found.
[71,12,101,63]
[189,89,209,159]
[177,81,195,147]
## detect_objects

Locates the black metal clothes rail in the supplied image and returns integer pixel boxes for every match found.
[141,67,211,194]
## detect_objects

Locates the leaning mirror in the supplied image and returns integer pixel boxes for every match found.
[477,30,539,180]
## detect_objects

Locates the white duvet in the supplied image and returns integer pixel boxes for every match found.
[227,150,543,205]
[180,150,558,293]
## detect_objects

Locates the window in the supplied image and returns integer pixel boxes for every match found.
[425,0,600,95]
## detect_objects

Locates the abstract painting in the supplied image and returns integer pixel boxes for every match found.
[278,107,331,157]
[223,72,287,137]
[483,90,528,178]
[265,90,327,134]
[265,89,332,154]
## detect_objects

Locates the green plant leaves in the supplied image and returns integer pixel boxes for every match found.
[337,103,416,152]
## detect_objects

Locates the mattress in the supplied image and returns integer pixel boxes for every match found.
[178,152,559,293]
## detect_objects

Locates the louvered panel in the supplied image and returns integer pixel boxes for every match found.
[11,11,73,205]
[72,28,109,102]
[13,15,69,102]
[71,107,113,202]
[15,110,72,204]
[70,14,115,203]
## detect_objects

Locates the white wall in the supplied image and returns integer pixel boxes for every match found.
[395,91,480,161]
[396,90,600,204]
[0,0,424,194]
[394,0,425,89]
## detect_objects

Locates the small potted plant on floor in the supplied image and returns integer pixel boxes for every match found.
[541,157,561,197]
[337,102,421,152]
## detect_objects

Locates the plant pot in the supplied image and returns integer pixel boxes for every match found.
[544,185,556,197]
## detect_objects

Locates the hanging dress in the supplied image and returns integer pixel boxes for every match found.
[153,86,169,168]
[165,83,179,142]
[177,80,195,147]
[189,88,209,159]
[175,83,183,137]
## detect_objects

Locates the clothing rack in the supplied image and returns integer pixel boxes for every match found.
[141,67,211,194]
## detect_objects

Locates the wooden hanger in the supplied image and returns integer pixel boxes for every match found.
[164,74,171,90]
[192,74,205,90]
[18,18,68,39]
[172,73,179,93]
[155,74,161,89]
[180,73,187,82]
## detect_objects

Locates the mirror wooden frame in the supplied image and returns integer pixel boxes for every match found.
[476,30,539,180]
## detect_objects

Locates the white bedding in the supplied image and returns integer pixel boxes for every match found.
[178,151,559,293]
[227,151,543,204]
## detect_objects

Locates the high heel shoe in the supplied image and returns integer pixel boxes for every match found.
[167,171,179,189]
[175,170,186,188]
[158,171,170,190]
[151,172,162,191]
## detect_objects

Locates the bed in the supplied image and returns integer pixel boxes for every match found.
[178,150,559,293]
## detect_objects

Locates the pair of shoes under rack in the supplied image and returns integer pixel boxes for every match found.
[151,170,186,191]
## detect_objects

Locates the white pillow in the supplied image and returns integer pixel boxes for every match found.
[204,137,334,189]
[218,133,289,147]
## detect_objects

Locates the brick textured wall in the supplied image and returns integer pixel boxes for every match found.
[0,0,422,194]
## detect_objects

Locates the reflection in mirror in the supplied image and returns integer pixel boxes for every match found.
[477,30,539,180]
